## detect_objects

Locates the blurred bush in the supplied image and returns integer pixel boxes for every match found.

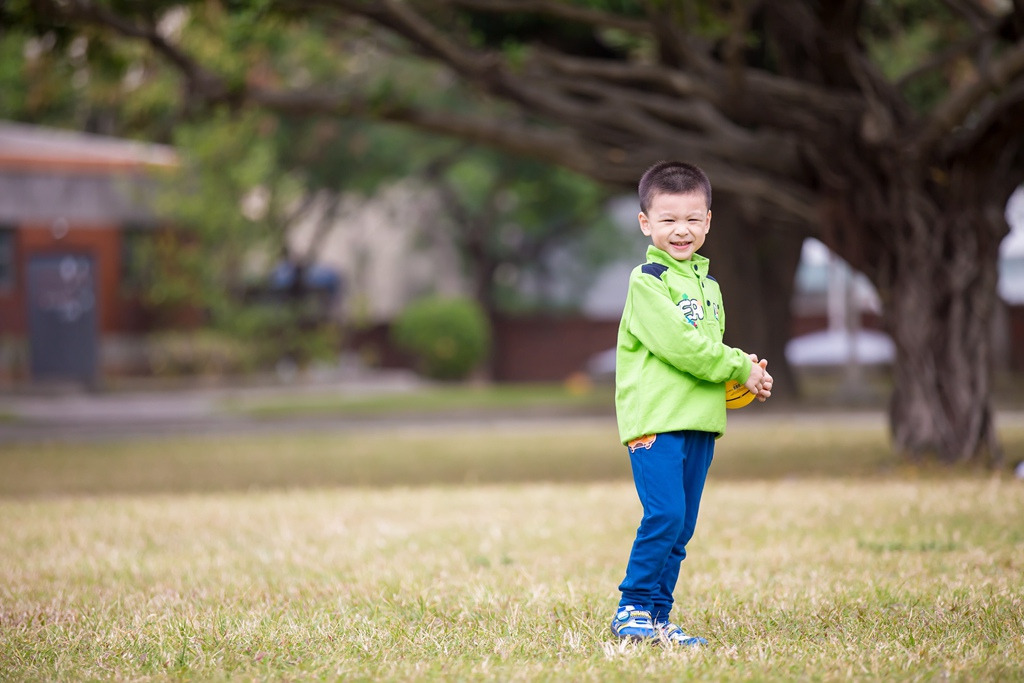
[391,296,490,381]
[223,305,338,371]
[146,330,254,377]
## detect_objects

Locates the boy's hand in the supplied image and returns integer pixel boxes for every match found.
[746,355,773,402]
[743,356,766,397]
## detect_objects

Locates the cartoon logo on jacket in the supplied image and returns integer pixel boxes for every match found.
[678,295,704,327]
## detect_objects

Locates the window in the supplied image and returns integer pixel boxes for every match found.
[0,227,15,292]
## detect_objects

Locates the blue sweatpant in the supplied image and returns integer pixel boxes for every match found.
[618,429,715,624]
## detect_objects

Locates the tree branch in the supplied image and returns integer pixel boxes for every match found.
[533,47,860,131]
[38,0,818,222]
[247,81,817,220]
[340,0,862,137]
[940,0,993,31]
[543,75,803,177]
[318,0,601,122]
[942,77,1024,161]
[321,0,498,82]
[319,0,804,173]
[721,0,756,86]
[530,48,714,99]
[333,0,863,145]
[639,0,710,71]
[438,0,650,34]
[246,84,600,168]
[764,0,905,131]
[826,1,909,120]
[915,38,1024,154]
[896,25,999,88]
[47,0,232,102]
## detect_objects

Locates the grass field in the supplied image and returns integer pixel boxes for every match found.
[222,383,615,419]
[2,419,1024,681]
[6,418,1021,498]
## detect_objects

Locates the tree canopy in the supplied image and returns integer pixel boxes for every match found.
[1,1,626,362]
[7,0,1024,462]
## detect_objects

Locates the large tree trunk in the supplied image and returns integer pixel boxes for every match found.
[702,194,808,398]
[870,179,1007,463]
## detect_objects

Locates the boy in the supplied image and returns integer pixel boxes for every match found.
[610,161,772,647]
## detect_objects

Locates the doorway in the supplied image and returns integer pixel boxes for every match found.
[27,254,99,384]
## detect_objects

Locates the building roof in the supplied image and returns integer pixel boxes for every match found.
[0,121,178,225]
[0,121,177,171]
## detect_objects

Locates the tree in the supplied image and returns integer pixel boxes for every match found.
[1,10,621,369]
[11,0,1024,462]
[418,147,625,316]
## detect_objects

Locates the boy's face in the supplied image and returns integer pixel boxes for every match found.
[638,191,711,261]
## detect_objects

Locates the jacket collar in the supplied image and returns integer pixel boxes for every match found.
[646,245,710,279]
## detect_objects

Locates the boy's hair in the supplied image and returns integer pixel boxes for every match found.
[638,161,712,214]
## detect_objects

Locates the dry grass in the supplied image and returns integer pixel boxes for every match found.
[1,480,1023,681]
[2,418,1023,681]
[5,417,1019,498]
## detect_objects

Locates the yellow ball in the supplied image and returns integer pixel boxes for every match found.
[725,379,755,409]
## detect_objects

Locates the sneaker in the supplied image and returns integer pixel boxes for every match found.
[656,621,707,647]
[610,605,658,641]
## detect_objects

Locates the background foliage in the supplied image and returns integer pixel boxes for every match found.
[391,295,491,381]
[0,10,625,376]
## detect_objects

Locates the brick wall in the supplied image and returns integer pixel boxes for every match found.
[490,316,619,382]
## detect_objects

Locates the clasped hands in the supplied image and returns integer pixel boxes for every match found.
[743,354,773,402]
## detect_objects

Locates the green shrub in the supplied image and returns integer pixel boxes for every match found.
[391,296,490,381]
[146,330,254,377]
[221,305,339,370]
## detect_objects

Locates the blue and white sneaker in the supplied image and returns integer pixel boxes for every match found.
[656,621,708,647]
[610,605,658,641]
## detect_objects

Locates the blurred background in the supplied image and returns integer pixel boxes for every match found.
[1,1,1023,467]
[5,9,1024,680]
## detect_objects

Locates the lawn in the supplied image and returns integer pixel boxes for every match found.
[7,417,1021,498]
[221,382,616,419]
[2,419,1023,681]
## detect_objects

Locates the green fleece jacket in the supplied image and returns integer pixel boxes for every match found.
[615,245,752,444]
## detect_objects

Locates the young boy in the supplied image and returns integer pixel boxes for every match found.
[610,161,772,647]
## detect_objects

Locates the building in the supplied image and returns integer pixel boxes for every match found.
[0,121,177,385]
[285,181,466,325]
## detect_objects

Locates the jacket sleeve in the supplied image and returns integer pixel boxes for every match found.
[626,271,751,384]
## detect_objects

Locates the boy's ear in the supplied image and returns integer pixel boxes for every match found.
[706,210,712,233]
[638,211,652,236]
